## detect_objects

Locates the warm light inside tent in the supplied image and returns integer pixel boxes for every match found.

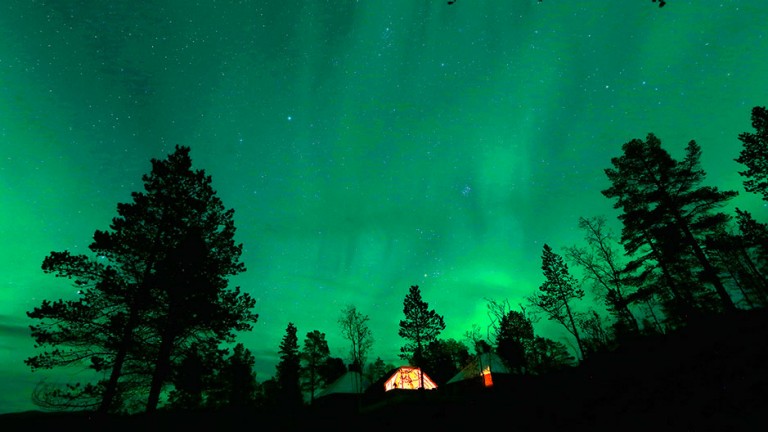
[383,366,438,391]
[482,365,493,387]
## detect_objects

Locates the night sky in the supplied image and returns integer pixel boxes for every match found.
[1,0,767,414]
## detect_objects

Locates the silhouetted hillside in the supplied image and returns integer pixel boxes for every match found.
[2,308,767,431]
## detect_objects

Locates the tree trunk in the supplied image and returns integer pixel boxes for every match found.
[102,228,164,414]
[146,328,176,412]
[715,249,755,308]
[672,211,736,311]
[739,246,768,304]
[614,290,640,333]
[644,299,665,334]
[643,229,698,318]
[98,305,139,414]
[99,263,157,413]
[563,299,585,361]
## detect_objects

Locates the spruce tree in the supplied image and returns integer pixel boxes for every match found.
[275,322,303,409]
[209,343,258,409]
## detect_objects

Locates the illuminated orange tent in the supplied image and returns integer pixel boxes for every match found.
[383,366,438,391]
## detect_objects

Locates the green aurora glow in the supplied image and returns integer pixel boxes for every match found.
[1,0,767,414]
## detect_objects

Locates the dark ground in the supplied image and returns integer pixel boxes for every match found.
[2,308,767,431]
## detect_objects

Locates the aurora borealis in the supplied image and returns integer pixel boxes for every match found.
[1,0,767,414]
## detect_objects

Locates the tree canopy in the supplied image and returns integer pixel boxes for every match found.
[27,145,258,414]
[602,134,738,317]
[398,285,446,368]
[275,322,303,409]
[528,244,586,360]
[736,106,768,201]
[300,330,330,404]
[338,304,374,371]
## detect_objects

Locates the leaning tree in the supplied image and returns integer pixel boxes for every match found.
[602,134,738,316]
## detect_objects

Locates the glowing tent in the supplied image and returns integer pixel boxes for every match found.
[446,352,511,388]
[383,366,438,391]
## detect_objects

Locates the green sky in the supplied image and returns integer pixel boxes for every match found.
[1,0,766,414]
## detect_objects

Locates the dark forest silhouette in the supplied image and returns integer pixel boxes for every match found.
[3,105,767,429]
